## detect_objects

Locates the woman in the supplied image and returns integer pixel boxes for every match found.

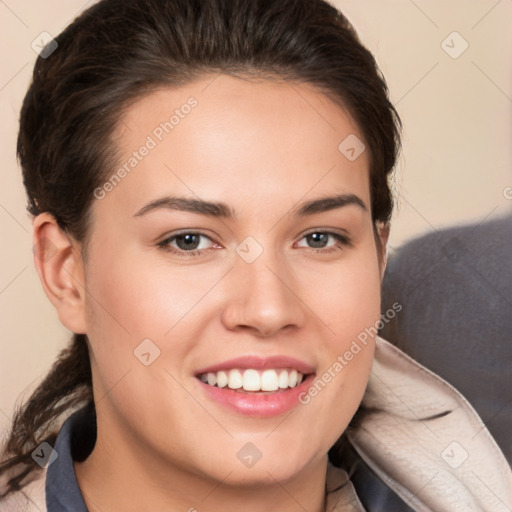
[1,0,510,510]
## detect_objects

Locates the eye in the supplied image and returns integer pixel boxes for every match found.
[295,231,350,251]
[158,232,218,255]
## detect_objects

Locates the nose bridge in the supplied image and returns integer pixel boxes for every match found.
[243,252,288,303]
[221,240,305,335]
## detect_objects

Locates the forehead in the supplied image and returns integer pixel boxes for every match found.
[100,74,370,218]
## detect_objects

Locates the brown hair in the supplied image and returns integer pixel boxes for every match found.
[1,0,401,493]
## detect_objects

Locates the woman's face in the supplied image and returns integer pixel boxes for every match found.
[81,74,384,486]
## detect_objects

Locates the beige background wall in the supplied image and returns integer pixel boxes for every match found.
[1,0,511,431]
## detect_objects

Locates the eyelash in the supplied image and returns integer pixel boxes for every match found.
[157,230,352,257]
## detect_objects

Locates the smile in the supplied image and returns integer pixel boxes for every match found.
[195,356,316,417]
[198,368,305,392]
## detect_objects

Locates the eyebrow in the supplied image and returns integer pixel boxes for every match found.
[293,194,367,216]
[134,196,234,218]
[133,193,367,218]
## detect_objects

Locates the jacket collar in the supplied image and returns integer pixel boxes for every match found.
[343,337,512,511]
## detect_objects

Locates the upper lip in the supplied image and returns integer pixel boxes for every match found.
[195,355,315,376]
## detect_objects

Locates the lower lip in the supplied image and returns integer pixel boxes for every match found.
[196,374,315,417]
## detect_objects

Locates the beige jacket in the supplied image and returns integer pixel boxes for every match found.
[2,337,511,511]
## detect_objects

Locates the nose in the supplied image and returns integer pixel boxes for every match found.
[220,250,306,337]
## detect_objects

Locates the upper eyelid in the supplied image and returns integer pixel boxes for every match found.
[295,231,351,247]
[300,227,350,237]
[159,230,214,243]
[157,230,218,248]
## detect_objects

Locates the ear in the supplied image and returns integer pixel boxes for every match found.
[32,213,87,334]
[376,221,390,279]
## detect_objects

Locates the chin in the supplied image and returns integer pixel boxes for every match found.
[223,461,308,488]
[204,446,318,488]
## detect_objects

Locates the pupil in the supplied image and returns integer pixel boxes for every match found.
[308,233,328,248]
[177,234,200,250]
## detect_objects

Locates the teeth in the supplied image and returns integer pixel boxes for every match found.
[243,369,261,391]
[200,368,305,392]
[278,370,289,389]
[217,370,228,388]
[228,369,243,390]
[289,369,298,387]
[261,369,279,391]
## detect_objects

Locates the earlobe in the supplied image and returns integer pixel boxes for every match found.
[32,213,87,334]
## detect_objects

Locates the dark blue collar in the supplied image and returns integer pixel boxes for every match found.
[331,437,415,512]
[45,405,95,512]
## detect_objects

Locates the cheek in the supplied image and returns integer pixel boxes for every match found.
[308,246,382,344]
[303,245,381,433]
[82,244,230,400]
[82,252,199,439]
[84,247,223,338]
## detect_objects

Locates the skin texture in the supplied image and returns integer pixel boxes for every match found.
[33,74,388,512]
